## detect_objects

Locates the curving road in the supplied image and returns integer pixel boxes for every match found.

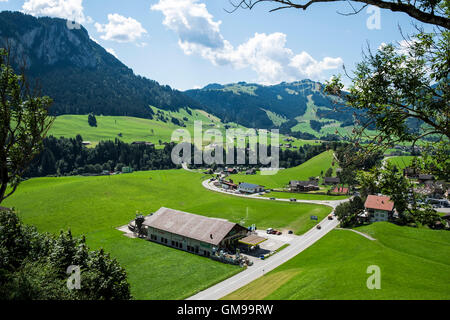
[185,179,349,300]
[202,179,349,209]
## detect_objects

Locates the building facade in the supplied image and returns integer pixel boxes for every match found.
[143,207,248,257]
[364,195,395,223]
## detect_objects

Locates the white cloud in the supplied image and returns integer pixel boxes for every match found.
[22,0,88,23]
[151,0,224,50]
[95,13,147,43]
[152,0,343,84]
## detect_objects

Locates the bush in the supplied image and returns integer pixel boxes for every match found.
[0,208,131,300]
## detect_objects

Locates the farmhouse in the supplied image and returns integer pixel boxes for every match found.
[143,207,248,257]
[324,177,340,185]
[289,180,320,192]
[364,195,395,223]
[332,187,349,195]
[238,182,265,194]
[221,180,238,190]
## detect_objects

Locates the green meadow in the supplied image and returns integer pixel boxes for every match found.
[233,150,336,189]
[48,107,225,147]
[387,156,416,170]
[3,169,331,299]
[224,222,450,300]
[48,109,317,150]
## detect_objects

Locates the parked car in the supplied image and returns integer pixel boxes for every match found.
[270,197,276,200]
[266,228,274,234]
[316,225,322,230]
[290,198,297,202]
[328,215,334,220]
[288,230,294,234]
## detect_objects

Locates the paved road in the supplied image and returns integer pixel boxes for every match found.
[202,179,349,209]
[187,215,339,300]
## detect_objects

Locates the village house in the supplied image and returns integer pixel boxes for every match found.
[324,177,340,185]
[289,180,320,192]
[143,207,248,257]
[238,182,265,194]
[221,180,238,191]
[331,186,349,195]
[363,195,395,223]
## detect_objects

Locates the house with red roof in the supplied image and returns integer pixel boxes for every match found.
[364,195,395,223]
[332,187,349,195]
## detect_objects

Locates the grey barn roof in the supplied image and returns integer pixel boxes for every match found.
[290,180,319,187]
[238,183,264,189]
[142,207,240,246]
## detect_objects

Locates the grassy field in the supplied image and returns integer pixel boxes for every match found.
[223,222,450,300]
[232,150,335,189]
[48,107,227,147]
[49,111,318,150]
[3,169,331,299]
[387,156,416,170]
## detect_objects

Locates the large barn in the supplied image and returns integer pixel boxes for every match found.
[142,207,248,257]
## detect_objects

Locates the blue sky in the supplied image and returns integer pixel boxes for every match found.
[0,0,431,90]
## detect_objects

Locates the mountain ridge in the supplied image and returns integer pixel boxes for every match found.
[0,11,201,118]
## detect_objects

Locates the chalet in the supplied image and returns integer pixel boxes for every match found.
[332,187,349,195]
[132,141,155,147]
[226,168,238,174]
[143,207,248,257]
[324,177,340,185]
[364,195,395,223]
[221,180,238,190]
[418,174,435,184]
[289,180,320,192]
[82,141,91,146]
[285,144,292,148]
[246,168,257,175]
[238,183,265,194]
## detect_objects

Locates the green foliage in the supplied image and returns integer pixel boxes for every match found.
[334,196,364,228]
[0,48,53,203]
[325,30,449,156]
[356,162,443,227]
[0,208,131,300]
[88,113,97,127]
